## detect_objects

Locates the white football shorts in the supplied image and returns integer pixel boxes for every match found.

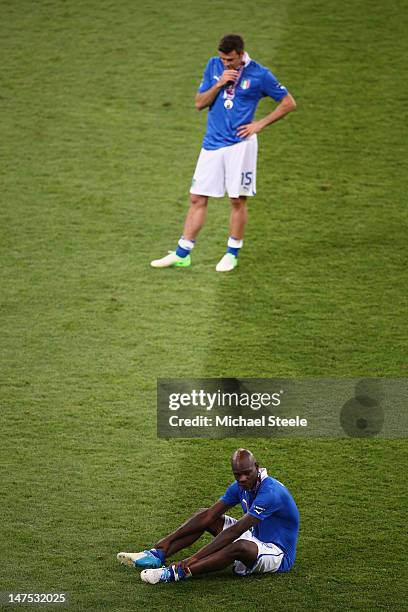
[190,135,258,198]
[223,514,284,576]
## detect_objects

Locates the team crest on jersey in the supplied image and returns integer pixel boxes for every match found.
[240,79,251,89]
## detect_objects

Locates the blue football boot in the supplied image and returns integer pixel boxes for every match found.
[117,549,163,569]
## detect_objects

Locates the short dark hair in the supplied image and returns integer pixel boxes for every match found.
[218,34,245,55]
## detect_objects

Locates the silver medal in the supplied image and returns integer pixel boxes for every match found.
[224,99,234,110]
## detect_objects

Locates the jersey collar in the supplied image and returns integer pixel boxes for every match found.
[242,52,251,67]
[248,467,268,497]
[259,467,268,481]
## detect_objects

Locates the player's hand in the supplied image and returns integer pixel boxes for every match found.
[218,69,239,87]
[179,556,195,572]
[237,121,263,138]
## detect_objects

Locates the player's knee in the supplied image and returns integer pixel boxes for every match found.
[190,507,212,524]
[227,539,252,559]
[190,194,208,208]
[206,515,225,536]
[230,197,247,210]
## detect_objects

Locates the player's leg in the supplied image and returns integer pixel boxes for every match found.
[150,194,209,269]
[140,539,258,584]
[229,196,248,240]
[117,508,225,569]
[157,513,234,558]
[155,510,225,557]
[216,135,257,272]
[150,147,224,268]
[181,194,209,241]
[187,539,258,576]
[215,196,247,271]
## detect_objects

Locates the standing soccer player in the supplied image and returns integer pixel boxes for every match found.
[151,34,296,272]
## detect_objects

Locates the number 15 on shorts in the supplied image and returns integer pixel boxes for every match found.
[241,171,253,186]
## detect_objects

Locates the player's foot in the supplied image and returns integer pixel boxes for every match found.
[117,550,162,569]
[140,567,170,584]
[140,564,190,584]
[215,253,238,272]
[150,251,191,268]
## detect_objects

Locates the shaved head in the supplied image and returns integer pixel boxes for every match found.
[231,448,257,469]
[231,449,259,490]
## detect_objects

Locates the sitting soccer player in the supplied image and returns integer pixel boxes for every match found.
[117,448,299,584]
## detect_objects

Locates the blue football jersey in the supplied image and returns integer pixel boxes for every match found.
[198,56,288,150]
[220,469,299,572]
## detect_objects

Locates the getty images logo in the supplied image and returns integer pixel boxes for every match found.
[340,379,384,437]
[168,389,282,411]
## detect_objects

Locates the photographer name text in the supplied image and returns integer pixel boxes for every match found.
[168,415,308,428]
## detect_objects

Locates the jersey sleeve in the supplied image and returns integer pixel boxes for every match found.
[248,487,281,520]
[261,69,289,101]
[220,481,240,507]
[198,59,214,93]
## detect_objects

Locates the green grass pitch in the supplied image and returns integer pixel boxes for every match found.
[0,0,407,610]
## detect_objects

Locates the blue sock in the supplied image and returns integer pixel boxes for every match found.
[150,548,166,564]
[227,245,240,257]
[176,245,190,257]
[227,236,243,258]
[176,236,195,258]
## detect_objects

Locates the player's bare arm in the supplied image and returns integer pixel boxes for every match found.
[237,92,297,138]
[154,500,229,554]
[195,69,239,110]
[150,34,298,272]
[181,512,259,569]
[118,448,299,583]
